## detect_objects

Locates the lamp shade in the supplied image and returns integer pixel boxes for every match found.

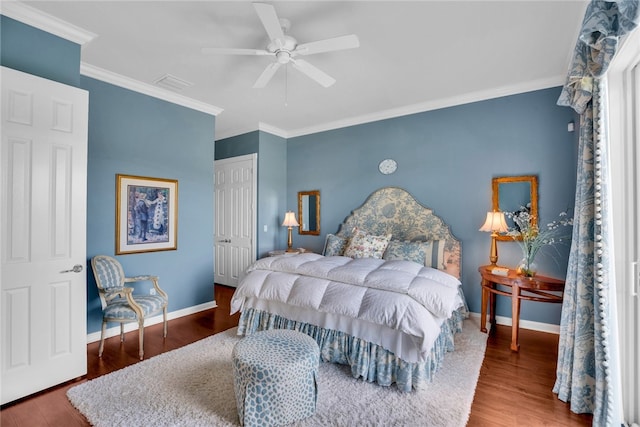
[282,211,299,227]
[479,211,508,233]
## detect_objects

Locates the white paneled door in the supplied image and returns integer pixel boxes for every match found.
[214,154,256,287]
[1,67,88,404]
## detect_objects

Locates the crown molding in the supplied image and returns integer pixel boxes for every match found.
[214,124,259,141]
[216,122,289,141]
[285,76,565,138]
[215,122,287,141]
[0,1,96,45]
[258,122,287,138]
[81,63,223,116]
[217,76,565,141]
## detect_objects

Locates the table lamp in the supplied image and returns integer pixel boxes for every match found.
[479,211,508,265]
[282,211,300,252]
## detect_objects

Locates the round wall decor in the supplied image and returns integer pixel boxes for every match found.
[378,158,397,175]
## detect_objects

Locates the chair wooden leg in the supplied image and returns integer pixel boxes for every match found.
[163,307,168,338]
[99,320,107,358]
[138,319,144,360]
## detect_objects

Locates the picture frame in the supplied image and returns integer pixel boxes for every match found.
[116,174,178,255]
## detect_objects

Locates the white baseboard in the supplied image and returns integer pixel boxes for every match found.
[86,300,218,344]
[87,305,559,343]
[468,312,560,334]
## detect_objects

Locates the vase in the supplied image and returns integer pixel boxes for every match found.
[517,258,537,277]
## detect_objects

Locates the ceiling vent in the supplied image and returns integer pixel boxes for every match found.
[153,74,193,91]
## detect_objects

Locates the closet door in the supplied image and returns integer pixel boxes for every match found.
[1,67,88,404]
[214,154,256,287]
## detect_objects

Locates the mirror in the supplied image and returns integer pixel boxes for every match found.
[298,190,320,235]
[492,175,538,241]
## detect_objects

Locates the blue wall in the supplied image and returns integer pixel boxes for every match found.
[81,77,216,334]
[257,131,287,257]
[1,16,80,86]
[287,88,578,325]
[2,16,217,335]
[214,131,259,160]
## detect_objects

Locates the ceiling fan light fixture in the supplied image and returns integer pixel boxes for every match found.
[202,2,359,89]
[267,35,296,53]
[276,51,291,64]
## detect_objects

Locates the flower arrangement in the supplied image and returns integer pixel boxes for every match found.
[504,207,574,277]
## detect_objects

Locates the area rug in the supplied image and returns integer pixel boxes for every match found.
[67,318,487,426]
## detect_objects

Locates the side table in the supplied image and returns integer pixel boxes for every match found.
[267,248,310,256]
[478,265,565,351]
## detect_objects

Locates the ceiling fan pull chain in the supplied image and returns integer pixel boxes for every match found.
[285,64,289,107]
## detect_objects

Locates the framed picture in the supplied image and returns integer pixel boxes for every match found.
[116,174,178,255]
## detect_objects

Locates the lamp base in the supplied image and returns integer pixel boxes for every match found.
[489,233,500,266]
[286,226,295,252]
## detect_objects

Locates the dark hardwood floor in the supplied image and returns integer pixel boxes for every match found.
[1,285,591,426]
[468,325,592,426]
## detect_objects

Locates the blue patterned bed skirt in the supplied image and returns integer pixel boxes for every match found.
[237,308,466,392]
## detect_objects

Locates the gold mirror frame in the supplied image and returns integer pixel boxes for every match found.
[492,175,538,241]
[298,190,320,235]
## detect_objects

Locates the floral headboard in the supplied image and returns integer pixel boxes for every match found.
[336,187,461,279]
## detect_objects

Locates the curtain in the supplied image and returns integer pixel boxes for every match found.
[553,1,639,426]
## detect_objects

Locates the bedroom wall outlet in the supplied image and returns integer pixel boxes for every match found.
[567,121,575,132]
[264,225,268,232]
[150,288,156,295]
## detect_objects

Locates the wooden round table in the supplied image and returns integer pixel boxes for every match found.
[478,265,565,351]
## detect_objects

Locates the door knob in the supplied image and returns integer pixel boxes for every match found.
[61,264,83,273]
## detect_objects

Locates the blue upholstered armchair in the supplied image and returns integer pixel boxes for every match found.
[91,255,168,360]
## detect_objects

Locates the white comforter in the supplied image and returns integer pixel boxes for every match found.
[231,253,464,362]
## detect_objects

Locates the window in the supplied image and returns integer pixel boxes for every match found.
[608,28,640,426]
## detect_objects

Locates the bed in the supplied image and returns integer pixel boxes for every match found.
[230,187,466,391]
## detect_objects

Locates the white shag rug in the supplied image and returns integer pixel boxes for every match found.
[67,318,487,427]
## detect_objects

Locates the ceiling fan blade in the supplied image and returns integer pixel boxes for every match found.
[294,34,360,56]
[201,47,271,56]
[253,62,282,88]
[253,2,285,44]
[291,59,336,88]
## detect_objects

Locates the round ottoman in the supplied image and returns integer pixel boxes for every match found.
[232,329,320,427]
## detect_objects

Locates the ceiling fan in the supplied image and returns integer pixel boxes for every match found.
[201,2,359,88]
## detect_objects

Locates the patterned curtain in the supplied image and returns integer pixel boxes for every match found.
[553,1,639,426]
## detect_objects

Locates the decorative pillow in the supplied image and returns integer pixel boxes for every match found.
[343,229,392,259]
[423,240,446,270]
[383,240,426,264]
[323,234,348,256]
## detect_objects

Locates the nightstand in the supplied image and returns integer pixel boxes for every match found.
[478,265,565,351]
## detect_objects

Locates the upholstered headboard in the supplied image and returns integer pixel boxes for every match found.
[336,187,461,279]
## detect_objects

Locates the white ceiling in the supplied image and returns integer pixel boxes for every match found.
[15,1,588,140]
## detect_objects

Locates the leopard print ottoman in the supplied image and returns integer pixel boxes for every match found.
[232,329,320,426]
